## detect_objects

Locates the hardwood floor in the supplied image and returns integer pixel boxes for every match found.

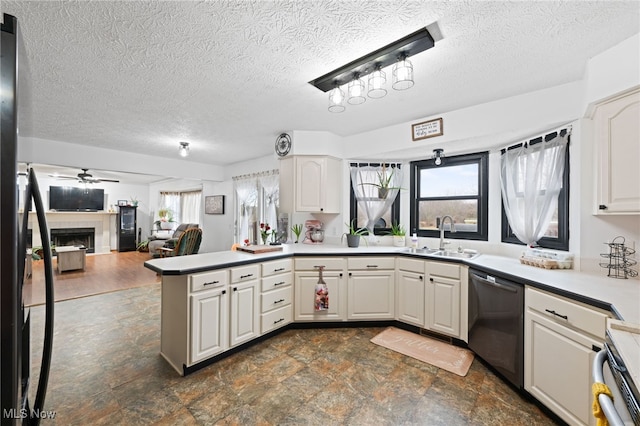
[24,250,160,307]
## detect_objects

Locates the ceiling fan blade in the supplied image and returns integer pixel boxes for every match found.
[49,174,78,180]
[96,178,120,183]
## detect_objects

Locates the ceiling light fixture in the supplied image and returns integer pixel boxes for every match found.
[308,27,435,112]
[328,84,346,112]
[179,142,190,157]
[433,148,444,166]
[347,74,366,105]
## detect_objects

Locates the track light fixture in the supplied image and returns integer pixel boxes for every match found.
[433,148,444,166]
[308,27,435,112]
[179,141,190,157]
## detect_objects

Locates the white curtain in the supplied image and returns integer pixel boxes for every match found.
[233,176,258,244]
[500,133,568,247]
[349,163,403,234]
[259,171,279,231]
[180,190,202,224]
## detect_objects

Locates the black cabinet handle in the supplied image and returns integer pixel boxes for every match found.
[274,281,285,286]
[233,287,237,292]
[545,309,568,320]
[340,273,343,277]
[366,265,378,268]
[274,318,285,324]
[419,276,423,281]
[204,280,219,286]
[314,265,325,269]
[240,273,254,279]
[429,277,434,282]
[349,272,352,277]
[274,267,285,272]
[599,204,608,210]
[274,299,285,304]
[222,290,226,295]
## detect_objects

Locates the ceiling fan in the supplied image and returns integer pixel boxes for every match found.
[49,168,120,184]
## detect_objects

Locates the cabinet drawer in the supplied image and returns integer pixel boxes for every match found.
[262,273,292,292]
[261,305,292,334]
[190,270,228,293]
[262,258,293,277]
[426,261,460,279]
[526,287,609,338]
[230,264,259,283]
[261,286,292,313]
[348,257,395,270]
[397,257,426,274]
[295,257,346,271]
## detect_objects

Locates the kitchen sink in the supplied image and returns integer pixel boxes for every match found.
[409,247,480,260]
[413,247,441,254]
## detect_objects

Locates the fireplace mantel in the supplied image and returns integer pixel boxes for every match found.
[27,211,118,254]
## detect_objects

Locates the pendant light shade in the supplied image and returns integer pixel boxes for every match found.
[179,141,190,157]
[328,85,345,113]
[392,57,414,90]
[368,68,387,99]
[347,75,366,105]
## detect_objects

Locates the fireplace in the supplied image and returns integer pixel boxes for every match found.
[50,228,95,254]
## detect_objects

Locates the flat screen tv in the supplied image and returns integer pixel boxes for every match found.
[49,186,104,211]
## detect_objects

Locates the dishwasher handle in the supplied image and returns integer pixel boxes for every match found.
[592,350,625,426]
[470,272,518,294]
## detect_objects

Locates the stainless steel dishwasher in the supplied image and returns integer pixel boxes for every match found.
[468,268,524,388]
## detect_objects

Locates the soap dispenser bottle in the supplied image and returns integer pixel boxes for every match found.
[411,233,419,250]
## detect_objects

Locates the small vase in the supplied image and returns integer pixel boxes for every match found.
[393,235,405,247]
[378,187,389,199]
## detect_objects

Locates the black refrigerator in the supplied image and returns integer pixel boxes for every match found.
[1,14,55,425]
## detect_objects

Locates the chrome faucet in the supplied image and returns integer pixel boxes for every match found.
[439,215,456,250]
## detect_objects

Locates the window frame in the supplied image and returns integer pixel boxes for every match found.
[410,151,489,241]
[501,132,570,251]
[349,163,401,235]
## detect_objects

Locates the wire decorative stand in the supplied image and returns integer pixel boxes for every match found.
[600,236,638,279]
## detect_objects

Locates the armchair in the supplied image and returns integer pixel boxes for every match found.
[156,227,202,258]
[148,223,199,257]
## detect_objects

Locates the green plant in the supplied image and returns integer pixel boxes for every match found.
[291,224,303,242]
[387,222,406,236]
[344,220,368,236]
[136,240,150,252]
[154,207,175,229]
[30,245,56,260]
[359,165,403,198]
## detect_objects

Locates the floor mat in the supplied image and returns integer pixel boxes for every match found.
[370,326,474,376]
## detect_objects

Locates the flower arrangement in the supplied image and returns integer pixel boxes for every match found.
[260,223,272,245]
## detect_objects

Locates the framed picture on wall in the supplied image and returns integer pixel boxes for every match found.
[205,195,225,214]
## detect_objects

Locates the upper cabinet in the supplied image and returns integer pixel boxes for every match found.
[592,87,640,214]
[279,156,342,214]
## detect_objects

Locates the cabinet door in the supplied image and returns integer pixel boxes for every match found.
[525,309,601,426]
[594,87,640,214]
[190,288,228,364]
[296,157,324,212]
[230,280,260,347]
[396,270,425,327]
[426,275,460,337]
[294,271,345,321]
[347,271,395,320]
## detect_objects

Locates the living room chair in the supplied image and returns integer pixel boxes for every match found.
[148,223,199,257]
[156,228,202,258]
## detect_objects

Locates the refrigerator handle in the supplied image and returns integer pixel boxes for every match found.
[28,170,55,426]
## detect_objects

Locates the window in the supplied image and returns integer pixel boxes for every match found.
[233,170,279,244]
[410,152,488,241]
[501,131,570,250]
[349,163,401,235]
[159,189,202,225]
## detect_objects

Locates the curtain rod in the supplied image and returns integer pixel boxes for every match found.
[232,169,279,181]
[500,123,572,153]
[348,162,402,168]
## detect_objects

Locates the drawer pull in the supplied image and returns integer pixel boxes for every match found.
[545,309,568,320]
[274,299,285,304]
[274,281,285,286]
[222,290,226,295]
[274,267,285,272]
[366,265,378,268]
[274,318,285,324]
[240,273,254,279]
[314,265,325,269]
[204,280,219,286]
[419,276,423,281]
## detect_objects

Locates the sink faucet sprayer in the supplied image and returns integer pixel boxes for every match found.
[439,215,456,250]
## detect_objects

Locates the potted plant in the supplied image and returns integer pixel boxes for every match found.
[291,224,303,243]
[155,208,175,230]
[387,222,406,247]
[342,220,369,248]
[136,240,150,252]
[360,165,402,199]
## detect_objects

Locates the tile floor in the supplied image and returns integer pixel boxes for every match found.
[28,284,561,425]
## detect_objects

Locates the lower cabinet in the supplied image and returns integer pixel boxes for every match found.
[294,257,347,321]
[190,286,228,363]
[229,279,259,347]
[261,259,293,334]
[347,257,395,320]
[524,287,609,426]
[396,258,426,327]
[425,261,467,341]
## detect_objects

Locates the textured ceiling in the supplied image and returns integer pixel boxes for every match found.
[2,0,639,172]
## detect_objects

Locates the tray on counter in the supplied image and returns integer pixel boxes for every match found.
[236,245,283,254]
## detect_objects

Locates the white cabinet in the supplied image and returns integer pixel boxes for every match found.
[525,287,610,426]
[593,86,640,214]
[425,261,467,341]
[396,258,426,327]
[279,156,342,214]
[190,286,228,363]
[347,257,395,320]
[260,259,293,334]
[229,265,260,347]
[294,257,347,321]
